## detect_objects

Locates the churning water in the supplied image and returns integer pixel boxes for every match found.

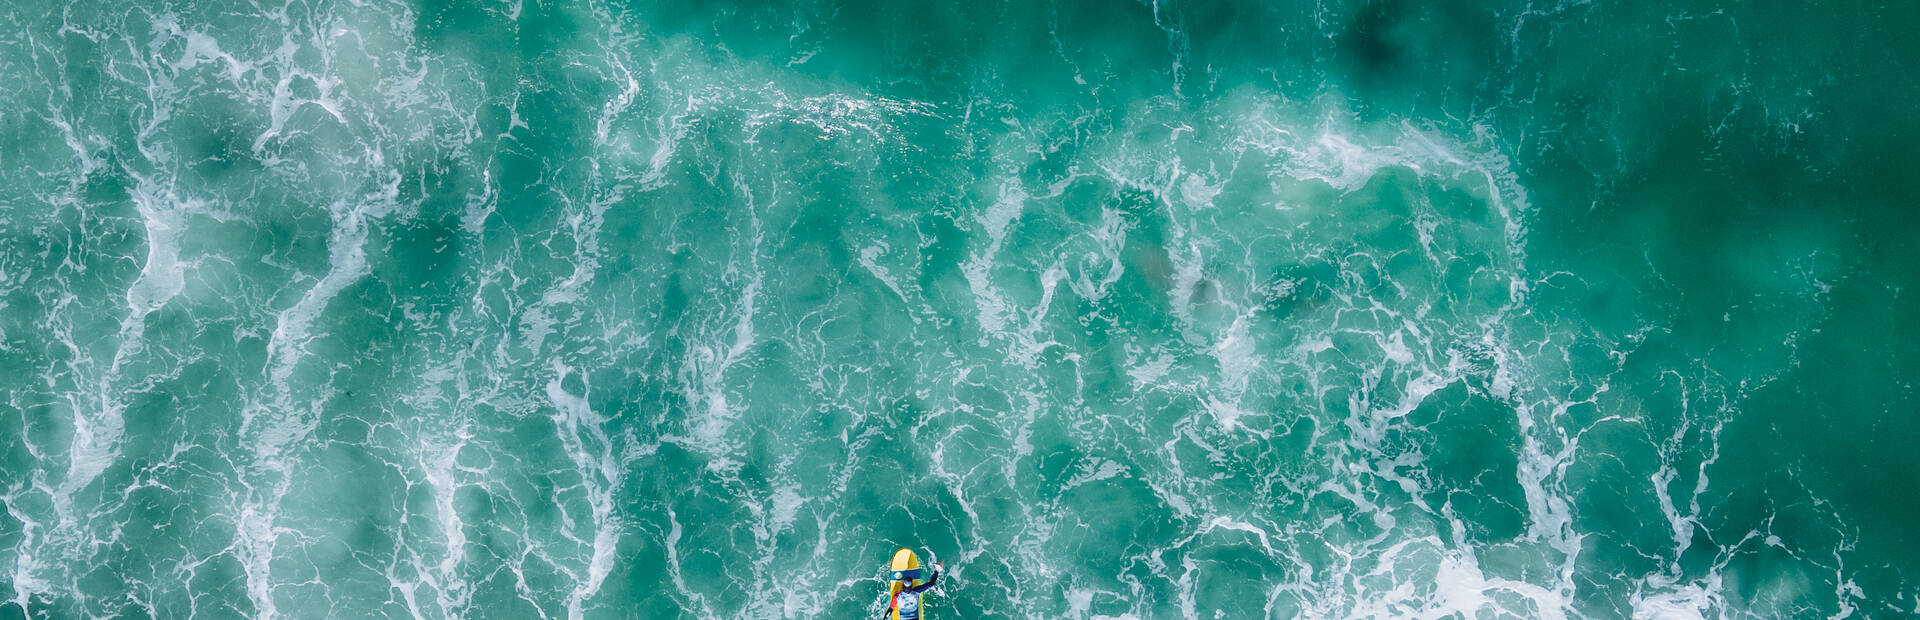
[2,0,1918,617]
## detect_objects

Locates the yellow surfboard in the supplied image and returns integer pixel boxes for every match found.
[886,548,925,619]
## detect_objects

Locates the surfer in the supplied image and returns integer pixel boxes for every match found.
[880,562,942,620]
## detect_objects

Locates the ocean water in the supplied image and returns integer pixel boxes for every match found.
[2,0,1917,617]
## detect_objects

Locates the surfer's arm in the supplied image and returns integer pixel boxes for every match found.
[908,567,940,592]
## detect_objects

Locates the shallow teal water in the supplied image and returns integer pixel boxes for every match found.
[2,0,1918,617]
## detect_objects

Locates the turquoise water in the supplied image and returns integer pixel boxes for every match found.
[2,0,1918,617]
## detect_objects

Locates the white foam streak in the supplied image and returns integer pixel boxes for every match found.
[544,364,622,620]
[664,508,718,618]
[235,506,282,619]
[249,191,376,462]
[233,176,386,619]
[962,179,1028,340]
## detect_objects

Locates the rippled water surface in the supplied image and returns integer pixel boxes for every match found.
[2,0,1918,617]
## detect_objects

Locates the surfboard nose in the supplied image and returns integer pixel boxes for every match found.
[890,547,920,571]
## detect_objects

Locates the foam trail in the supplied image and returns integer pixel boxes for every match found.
[233,175,386,619]
[671,173,763,470]
[963,178,1029,342]
[248,190,377,461]
[546,364,620,620]
[409,421,475,617]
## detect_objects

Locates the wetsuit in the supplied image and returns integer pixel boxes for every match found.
[882,568,939,620]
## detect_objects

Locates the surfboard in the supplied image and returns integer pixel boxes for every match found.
[887,548,925,619]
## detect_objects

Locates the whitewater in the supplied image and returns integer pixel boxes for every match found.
[2,0,1917,617]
